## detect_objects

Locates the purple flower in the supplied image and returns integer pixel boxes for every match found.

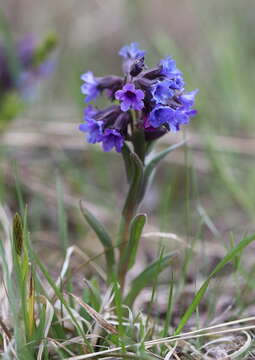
[79,118,103,144]
[148,105,190,132]
[79,106,103,143]
[102,128,124,152]
[151,79,175,104]
[115,83,144,111]
[119,42,146,60]
[179,89,199,108]
[81,71,100,102]
[84,104,98,117]
[169,76,185,90]
[160,56,182,78]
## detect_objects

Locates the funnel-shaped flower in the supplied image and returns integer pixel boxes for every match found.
[115,83,144,112]
[160,56,182,78]
[119,42,146,60]
[102,128,124,152]
[81,71,100,102]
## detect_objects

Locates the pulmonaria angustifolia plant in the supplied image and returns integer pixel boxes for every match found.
[0,33,57,125]
[79,43,198,290]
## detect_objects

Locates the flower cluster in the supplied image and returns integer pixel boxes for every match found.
[79,42,198,153]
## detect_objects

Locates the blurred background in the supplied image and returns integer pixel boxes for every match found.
[1,0,255,318]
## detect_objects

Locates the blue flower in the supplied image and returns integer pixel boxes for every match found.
[148,105,190,132]
[80,71,100,102]
[160,56,182,78]
[119,42,146,60]
[169,76,185,90]
[115,83,144,111]
[79,106,103,143]
[151,79,175,104]
[179,89,199,108]
[79,43,198,152]
[102,128,124,152]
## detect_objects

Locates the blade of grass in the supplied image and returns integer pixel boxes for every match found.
[175,232,255,335]
[57,177,69,255]
[124,252,177,307]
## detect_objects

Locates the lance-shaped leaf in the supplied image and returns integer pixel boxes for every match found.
[124,252,177,307]
[121,142,133,183]
[79,200,115,277]
[175,232,255,335]
[122,152,144,219]
[119,213,146,275]
[141,140,186,200]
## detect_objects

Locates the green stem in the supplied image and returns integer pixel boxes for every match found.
[117,198,138,289]
[117,112,146,289]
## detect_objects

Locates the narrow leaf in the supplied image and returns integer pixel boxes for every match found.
[27,267,35,338]
[37,296,54,360]
[79,200,115,277]
[119,213,146,273]
[175,233,255,335]
[124,252,177,306]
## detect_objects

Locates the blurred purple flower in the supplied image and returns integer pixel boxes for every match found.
[160,56,182,78]
[115,83,144,111]
[79,106,103,143]
[0,34,56,99]
[81,71,100,102]
[118,42,146,60]
[179,89,199,108]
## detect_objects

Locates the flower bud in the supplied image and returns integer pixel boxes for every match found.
[13,213,23,257]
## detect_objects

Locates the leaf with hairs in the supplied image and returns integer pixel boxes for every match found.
[79,200,115,278]
[119,213,146,274]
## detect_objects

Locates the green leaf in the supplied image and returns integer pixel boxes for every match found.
[79,200,115,279]
[124,252,177,306]
[33,32,58,67]
[141,141,185,200]
[175,232,255,335]
[122,153,144,219]
[119,213,146,274]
